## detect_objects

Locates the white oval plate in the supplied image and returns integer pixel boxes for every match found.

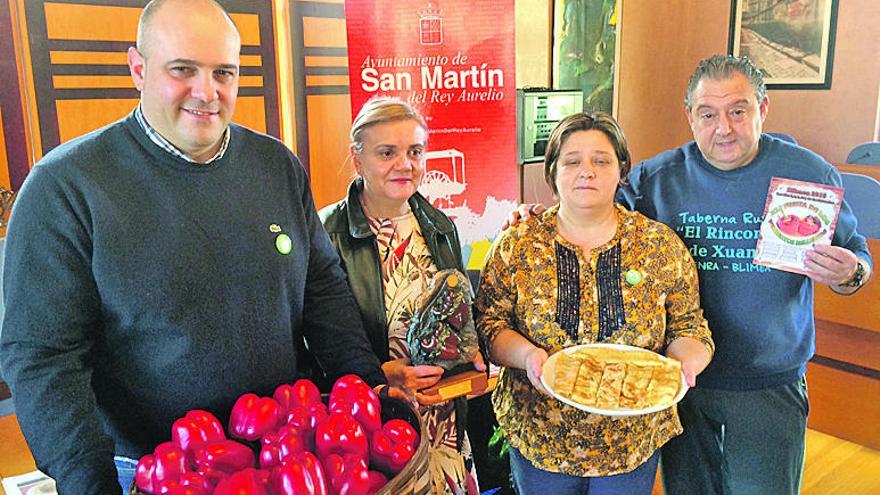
[540,343,688,417]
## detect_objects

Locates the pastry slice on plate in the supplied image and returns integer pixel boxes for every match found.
[570,355,604,406]
[553,350,582,398]
[620,363,656,409]
[646,359,682,407]
[595,362,626,409]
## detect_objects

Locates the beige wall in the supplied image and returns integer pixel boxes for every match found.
[516,0,552,88]
[615,0,730,164]
[617,0,880,165]
[765,1,880,164]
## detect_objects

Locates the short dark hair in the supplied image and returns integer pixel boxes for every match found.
[543,112,632,195]
[685,54,766,110]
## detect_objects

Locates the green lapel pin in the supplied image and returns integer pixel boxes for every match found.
[275,233,292,255]
[625,269,643,286]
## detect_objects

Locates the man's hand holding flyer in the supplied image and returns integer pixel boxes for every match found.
[754,177,844,275]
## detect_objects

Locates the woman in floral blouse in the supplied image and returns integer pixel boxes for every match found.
[320,97,485,494]
[476,112,714,494]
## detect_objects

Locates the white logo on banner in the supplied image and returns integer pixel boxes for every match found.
[419,4,443,45]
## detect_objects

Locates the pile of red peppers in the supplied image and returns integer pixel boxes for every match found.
[135,375,418,495]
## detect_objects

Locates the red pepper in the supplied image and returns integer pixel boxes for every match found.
[178,472,213,494]
[322,453,371,495]
[153,472,212,495]
[314,412,369,461]
[135,454,156,494]
[171,410,226,466]
[193,439,255,475]
[328,375,382,434]
[274,379,322,413]
[285,402,329,452]
[259,429,281,470]
[286,402,329,432]
[229,393,283,441]
[152,442,188,492]
[270,451,330,495]
[330,374,369,394]
[259,443,281,470]
[366,471,388,495]
[194,466,228,489]
[157,486,207,495]
[259,424,307,469]
[212,468,270,495]
[369,419,418,475]
[159,487,207,495]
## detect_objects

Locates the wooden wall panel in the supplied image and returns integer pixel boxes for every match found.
[55,98,137,143]
[806,362,880,450]
[814,239,880,333]
[302,16,347,48]
[306,93,353,208]
[229,12,262,46]
[814,320,880,372]
[43,3,140,40]
[0,107,9,190]
[234,96,267,134]
[811,238,878,448]
[0,0,30,192]
[0,414,38,480]
[288,0,352,208]
[837,163,880,183]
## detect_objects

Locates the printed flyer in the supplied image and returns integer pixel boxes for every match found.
[344,0,517,270]
[753,177,844,275]
[1,470,56,495]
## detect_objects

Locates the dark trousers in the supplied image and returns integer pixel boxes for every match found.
[510,447,659,495]
[661,378,809,495]
[467,393,513,494]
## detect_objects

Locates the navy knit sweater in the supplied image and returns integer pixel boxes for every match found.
[0,114,383,494]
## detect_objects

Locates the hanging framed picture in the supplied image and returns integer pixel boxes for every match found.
[728,0,838,89]
[551,0,619,113]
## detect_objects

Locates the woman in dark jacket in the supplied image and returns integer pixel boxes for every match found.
[319,97,485,494]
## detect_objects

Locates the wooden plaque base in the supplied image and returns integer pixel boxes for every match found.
[419,370,496,401]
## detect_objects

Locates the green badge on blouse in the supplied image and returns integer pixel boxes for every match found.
[275,234,292,255]
[625,269,643,286]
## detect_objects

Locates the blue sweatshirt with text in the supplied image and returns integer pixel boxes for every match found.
[617,135,871,390]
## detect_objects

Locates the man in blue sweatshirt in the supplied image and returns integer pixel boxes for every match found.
[617,55,873,494]
[0,1,391,493]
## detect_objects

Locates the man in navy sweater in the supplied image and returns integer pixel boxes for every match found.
[0,1,390,493]
[617,55,873,494]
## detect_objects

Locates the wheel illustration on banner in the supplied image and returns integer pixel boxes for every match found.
[421,149,467,208]
[421,170,464,208]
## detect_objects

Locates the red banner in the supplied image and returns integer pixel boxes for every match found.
[344,0,517,270]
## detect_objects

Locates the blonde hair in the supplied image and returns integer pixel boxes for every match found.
[350,97,428,154]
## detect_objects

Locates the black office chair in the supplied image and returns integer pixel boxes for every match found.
[767,132,797,144]
[846,142,880,165]
[841,172,880,239]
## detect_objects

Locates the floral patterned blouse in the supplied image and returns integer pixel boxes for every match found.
[475,204,713,477]
[367,210,474,493]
